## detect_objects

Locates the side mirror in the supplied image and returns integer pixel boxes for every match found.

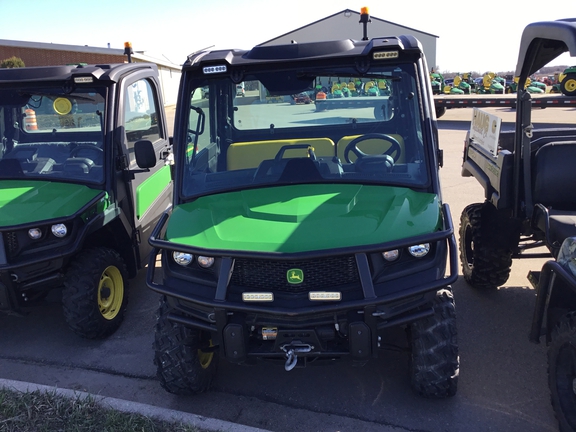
[134,140,156,169]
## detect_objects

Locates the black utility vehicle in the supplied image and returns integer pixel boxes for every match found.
[459,18,576,432]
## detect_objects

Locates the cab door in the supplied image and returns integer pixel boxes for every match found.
[118,70,173,267]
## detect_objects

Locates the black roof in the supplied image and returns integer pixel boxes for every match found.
[185,35,423,69]
[515,18,576,78]
[0,63,158,85]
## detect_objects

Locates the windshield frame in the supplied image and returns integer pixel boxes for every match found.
[176,60,432,201]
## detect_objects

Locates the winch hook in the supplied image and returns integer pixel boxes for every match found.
[281,343,314,371]
[284,349,298,371]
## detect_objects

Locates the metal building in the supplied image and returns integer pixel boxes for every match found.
[259,9,438,70]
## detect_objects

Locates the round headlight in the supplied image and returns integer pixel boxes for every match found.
[382,250,399,261]
[51,223,67,238]
[28,228,42,240]
[408,243,430,258]
[173,251,193,266]
[197,256,215,268]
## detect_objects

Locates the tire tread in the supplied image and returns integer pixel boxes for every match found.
[459,203,513,289]
[153,297,217,395]
[548,312,576,432]
[62,247,128,339]
[410,288,459,398]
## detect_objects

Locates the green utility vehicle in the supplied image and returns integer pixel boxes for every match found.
[0,63,172,338]
[458,19,576,431]
[146,20,459,398]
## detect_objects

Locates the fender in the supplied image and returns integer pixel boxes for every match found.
[529,260,576,343]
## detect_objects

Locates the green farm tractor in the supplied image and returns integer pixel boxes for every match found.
[552,66,576,96]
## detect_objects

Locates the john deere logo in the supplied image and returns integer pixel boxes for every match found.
[287,269,304,284]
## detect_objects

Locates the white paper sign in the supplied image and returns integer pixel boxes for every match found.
[470,108,501,157]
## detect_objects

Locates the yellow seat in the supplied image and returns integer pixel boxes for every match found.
[227,138,335,170]
[483,72,495,90]
[336,135,405,163]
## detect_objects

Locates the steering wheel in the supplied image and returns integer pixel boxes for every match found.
[343,133,402,163]
[70,145,103,163]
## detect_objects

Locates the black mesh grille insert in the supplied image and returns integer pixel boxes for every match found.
[230,255,360,294]
[3,232,18,259]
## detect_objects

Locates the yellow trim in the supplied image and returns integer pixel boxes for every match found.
[227,138,335,170]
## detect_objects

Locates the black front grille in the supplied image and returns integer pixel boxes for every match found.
[230,255,360,293]
[3,232,18,259]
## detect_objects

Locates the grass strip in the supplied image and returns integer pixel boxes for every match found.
[0,387,201,432]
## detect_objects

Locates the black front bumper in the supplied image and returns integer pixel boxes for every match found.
[0,193,107,312]
[0,257,67,312]
[147,204,459,362]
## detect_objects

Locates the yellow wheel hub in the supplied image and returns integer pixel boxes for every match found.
[565,78,576,92]
[198,340,214,369]
[98,265,124,320]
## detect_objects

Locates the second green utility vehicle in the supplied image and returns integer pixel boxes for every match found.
[0,62,172,338]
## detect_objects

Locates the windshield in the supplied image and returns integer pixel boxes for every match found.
[0,87,106,184]
[181,63,428,198]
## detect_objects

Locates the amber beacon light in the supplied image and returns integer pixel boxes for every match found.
[359,7,371,40]
[124,41,133,63]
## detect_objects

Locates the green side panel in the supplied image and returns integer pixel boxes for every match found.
[0,180,101,227]
[136,166,171,219]
[166,184,441,253]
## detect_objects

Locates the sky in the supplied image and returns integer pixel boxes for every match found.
[0,0,573,73]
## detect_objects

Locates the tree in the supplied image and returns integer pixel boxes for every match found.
[0,56,25,68]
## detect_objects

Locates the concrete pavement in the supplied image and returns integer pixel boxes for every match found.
[1,104,573,431]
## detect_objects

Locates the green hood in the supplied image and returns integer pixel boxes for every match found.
[166,184,440,253]
[0,180,101,227]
